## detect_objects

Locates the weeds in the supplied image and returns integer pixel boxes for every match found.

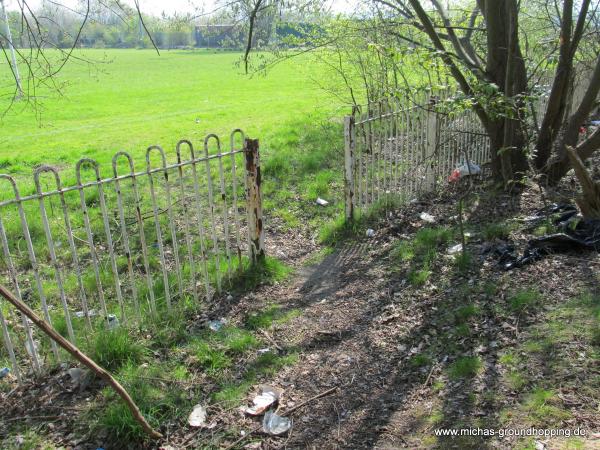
[89,327,147,371]
[482,221,513,240]
[509,288,541,313]
[448,356,482,379]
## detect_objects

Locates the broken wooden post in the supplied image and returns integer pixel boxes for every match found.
[244,138,265,262]
[344,115,356,221]
[425,95,438,192]
[0,283,163,440]
[566,145,600,219]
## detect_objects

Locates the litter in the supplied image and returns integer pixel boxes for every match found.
[447,243,463,254]
[316,198,329,206]
[262,410,291,435]
[74,309,97,318]
[257,348,271,355]
[107,314,119,330]
[419,212,436,223]
[448,162,481,182]
[188,404,208,428]
[208,318,227,332]
[244,385,281,415]
[486,205,600,270]
[366,229,375,237]
[522,203,577,226]
[0,367,10,379]
[68,368,84,384]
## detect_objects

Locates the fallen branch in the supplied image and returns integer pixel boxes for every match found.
[566,145,600,218]
[0,283,163,440]
[281,386,338,416]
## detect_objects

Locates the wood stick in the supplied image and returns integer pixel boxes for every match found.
[566,145,600,218]
[0,283,163,440]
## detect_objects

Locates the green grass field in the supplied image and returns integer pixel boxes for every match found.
[0,49,337,171]
[0,49,348,230]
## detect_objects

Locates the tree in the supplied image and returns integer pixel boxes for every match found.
[356,0,598,185]
[240,0,599,186]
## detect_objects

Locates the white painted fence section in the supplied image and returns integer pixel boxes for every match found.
[0,132,265,381]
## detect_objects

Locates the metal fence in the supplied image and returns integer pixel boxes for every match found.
[344,90,491,219]
[343,66,597,220]
[0,131,265,382]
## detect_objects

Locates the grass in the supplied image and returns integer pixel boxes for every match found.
[319,194,406,245]
[391,225,453,286]
[85,300,302,444]
[96,362,192,443]
[246,304,301,330]
[0,50,343,375]
[481,221,513,240]
[509,288,541,313]
[191,339,232,374]
[0,50,335,174]
[448,356,482,379]
[88,327,147,371]
[228,256,293,292]
[454,304,479,323]
[453,251,473,272]
[523,388,572,425]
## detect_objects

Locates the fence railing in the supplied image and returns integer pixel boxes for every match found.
[0,131,264,382]
[343,64,598,220]
[344,90,491,219]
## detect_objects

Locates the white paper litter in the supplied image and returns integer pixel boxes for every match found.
[447,243,463,254]
[188,404,208,428]
[419,212,436,223]
[244,385,281,416]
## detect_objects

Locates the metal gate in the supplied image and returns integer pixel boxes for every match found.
[344,91,491,220]
[0,131,264,381]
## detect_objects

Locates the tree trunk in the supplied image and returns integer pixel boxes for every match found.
[480,0,529,183]
[489,121,529,183]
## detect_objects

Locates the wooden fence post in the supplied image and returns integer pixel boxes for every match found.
[425,95,439,192]
[244,138,265,262]
[344,115,356,221]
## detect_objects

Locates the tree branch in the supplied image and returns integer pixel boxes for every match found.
[0,283,163,440]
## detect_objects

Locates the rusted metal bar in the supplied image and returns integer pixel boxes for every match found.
[230,130,245,272]
[425,94,438,192]
[0,211,42,375]
[112,153,143,320]
[175,140,200,304]
[0,131,258,381]
[203,135,223,292]
[2,174,59,361]
[184,140,212,300]
[34,168,76,343]
[146,146,173,309]
[344,115,356,221]
[244,138,265,262]
[76,160,109,321]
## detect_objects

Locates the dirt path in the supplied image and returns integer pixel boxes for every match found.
[225,185,600,450]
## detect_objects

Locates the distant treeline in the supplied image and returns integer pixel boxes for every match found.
[1,1,322,50]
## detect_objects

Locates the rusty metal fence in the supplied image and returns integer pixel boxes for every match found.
[0,131,264,381]
[344,90,491,219]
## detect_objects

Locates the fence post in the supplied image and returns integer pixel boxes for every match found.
[244,138,265,262]
[425,95,438,192]
[344,115,356,221]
